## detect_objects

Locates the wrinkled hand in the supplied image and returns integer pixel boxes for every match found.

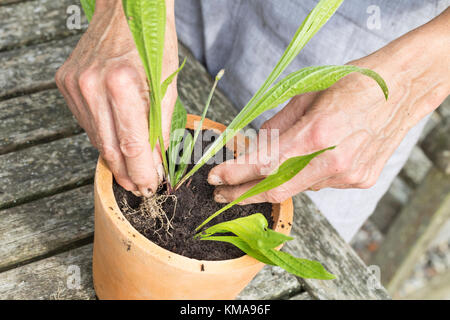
[208,35,449,204]
[55,2,178,196]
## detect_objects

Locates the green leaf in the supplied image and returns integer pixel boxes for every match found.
[247,0,344,106]
[199,214,335,280]
[260,249,336,280]
[174,132,193,185]
[161,58,186,98]
[168,97,187,186]
[175,69,225,188]
[199,236,275,265]
[198,214,293,250]
[196,147,335,231]
[228,65,388,132]
[80,0,96,22]
[122,0,169,174]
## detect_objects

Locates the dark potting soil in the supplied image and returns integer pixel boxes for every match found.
[113,129,273,261]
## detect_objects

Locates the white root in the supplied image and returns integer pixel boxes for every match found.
[121,193,177,241]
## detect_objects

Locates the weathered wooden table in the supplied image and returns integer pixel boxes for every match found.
[0,0,390,300]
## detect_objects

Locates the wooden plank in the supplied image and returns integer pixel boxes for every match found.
[289,292,313,300]
[0,185,94,271]
[0,244,95,300]
[0,35,80,100]
[0,43,236,156]
[237,266,302,300]
[0,134,98,210]
[371,167,450,295]
[421,118,450,174]
[0,0,86,52]
[0,242,300,300]
[401,270,450,300]
[283,194,390,300]
[400,146,432,186]
[0,89,81,155]
[0,0,24,6]
[369,177,413,234]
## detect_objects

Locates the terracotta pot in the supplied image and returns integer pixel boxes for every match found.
[93,115,294,300]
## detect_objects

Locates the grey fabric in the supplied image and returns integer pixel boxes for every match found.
[175,0,448,242]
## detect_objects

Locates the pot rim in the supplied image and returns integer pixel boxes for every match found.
[94,114,293,274]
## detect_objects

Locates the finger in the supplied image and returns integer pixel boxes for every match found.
[214,180,261,204]
[214,147,334,204]
[152,147,164,184]
[56,66,99,148]
[208,117,317,186]
[260,92,317,133]
[78,67,137,192]
[106,65,159,196]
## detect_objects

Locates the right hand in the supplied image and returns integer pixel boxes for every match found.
[55,1,179,197]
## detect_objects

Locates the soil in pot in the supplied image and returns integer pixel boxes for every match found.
[113,129,273,261]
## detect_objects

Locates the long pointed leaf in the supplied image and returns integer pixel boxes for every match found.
[199,214,335,280]
[248,0,344,106]
[168,98,187,186]
[80,0,96,22]
[123,0,168,174]
[196,147,335,231]
[176,70,225,187]
[200,236,275,265]
[198,214,293,250]
[174,132,193,185]
[260,249,336,280]
[161,58,186,98]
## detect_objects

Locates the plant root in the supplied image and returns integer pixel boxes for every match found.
[121,192,177,243]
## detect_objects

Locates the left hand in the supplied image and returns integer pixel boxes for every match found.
[207,22,450,204]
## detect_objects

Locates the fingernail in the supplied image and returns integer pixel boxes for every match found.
[132,190,142,197]
[157,164,164,184]
[214,193,227,203]
[140,187,153,198]
[209,175,223,185]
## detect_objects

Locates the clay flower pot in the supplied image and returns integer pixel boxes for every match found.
[93,115,294,300]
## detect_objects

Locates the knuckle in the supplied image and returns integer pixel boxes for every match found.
[100,144,120,163]
[130,171,154,187]
[358,178,377,189]
[309,119,333,150]
[78,68,98,96]
[55,66,65,87]
[63,70,77,91]
[119,137,145,158]
[358,174,378,189]
[265,188,288,204]
[106,65,138,92]
[327,152,351,175]
[343,171,363,185]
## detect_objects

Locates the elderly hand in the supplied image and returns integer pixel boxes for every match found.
[208,10,450,204]
[55,0,178,196]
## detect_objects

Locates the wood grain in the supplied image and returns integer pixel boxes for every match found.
[371,168,450,296]
[0,0,86,52]
[284,194,391,300]
[0,134,98,210]
[0,89,81,155]
[0,244,95,300]
[0,186,94,271]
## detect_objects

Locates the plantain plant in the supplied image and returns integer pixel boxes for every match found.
[81,0,389,280]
